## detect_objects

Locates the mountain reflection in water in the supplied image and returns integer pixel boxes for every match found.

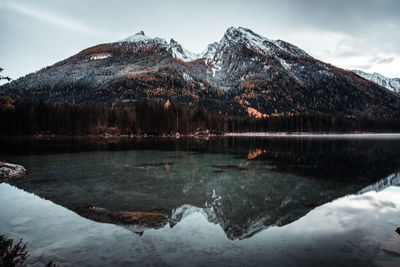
[2,136,400,240]
[0,180,399,266]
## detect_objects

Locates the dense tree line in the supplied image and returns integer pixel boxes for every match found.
[0,99,399,135]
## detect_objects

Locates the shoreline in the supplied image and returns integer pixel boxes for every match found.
[1,132,400,140]
[224,132,400,138]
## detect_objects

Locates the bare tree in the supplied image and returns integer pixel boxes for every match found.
[0,67,11,81]
[0,67,14,111]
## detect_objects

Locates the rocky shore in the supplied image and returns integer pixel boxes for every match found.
[0,162,26,182]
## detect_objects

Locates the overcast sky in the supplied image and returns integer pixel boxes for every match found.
[1,0,399,83]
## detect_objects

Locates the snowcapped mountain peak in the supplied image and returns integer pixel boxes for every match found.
[168,38,200,62]
[223,26,250,42]
[225,26,238,34]
[218,26,309,59]
[170,38,179,45]
[224,26,258,36]
[119,31,167,45]
[222,26,271,45]
[119,32,200,62]
[273,39,310,58]
[237,26,270,40]
[118,27,309,64]
[352,70,400,96]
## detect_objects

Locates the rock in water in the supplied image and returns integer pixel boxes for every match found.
[0,162,26,181]
[115,211,168,226]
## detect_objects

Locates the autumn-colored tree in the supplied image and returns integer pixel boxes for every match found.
[0,99,399,135]
[0,96,14,111]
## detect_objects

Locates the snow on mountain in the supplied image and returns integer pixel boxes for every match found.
[2,26,400,119]
[90,54,111,60]
[358,172,400,194]
[214,27,311,59]
[201,42,219,59]
[120,30,168,46]
[120,31,204,62]
[273,39,311,58]
[352,70,400,96]
[169,39,200,62]
[200,26,317,90]
[119,27,311,64]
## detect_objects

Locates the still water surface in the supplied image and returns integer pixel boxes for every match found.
[0,136,400,266]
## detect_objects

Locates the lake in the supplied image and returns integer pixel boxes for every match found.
[1,135,400,266]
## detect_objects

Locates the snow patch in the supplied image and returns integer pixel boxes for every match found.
[182,73,193,83]
[318,70,333,77]
[90,54,111,60]
[211,64,221,77]
[279,58,291,71]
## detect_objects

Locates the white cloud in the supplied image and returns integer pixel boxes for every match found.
[284,29,400,78]
[1,0,399,78]
[5,1,101,35]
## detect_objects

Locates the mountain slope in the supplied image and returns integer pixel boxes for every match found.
[352,70,400,96]
[1,27,399,118]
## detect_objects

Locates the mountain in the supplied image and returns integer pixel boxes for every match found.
[352,70,400,96]
[1,27,399,118]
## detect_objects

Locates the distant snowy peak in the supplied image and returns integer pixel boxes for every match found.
[120,31,167,45]
[352,70,400,96]
[217,26,311,58]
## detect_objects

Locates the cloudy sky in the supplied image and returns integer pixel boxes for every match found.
[1,0,399,82]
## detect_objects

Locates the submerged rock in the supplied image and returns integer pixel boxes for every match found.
[115,211,168,226]
[81,206,169,228]
[0,162,26,182]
